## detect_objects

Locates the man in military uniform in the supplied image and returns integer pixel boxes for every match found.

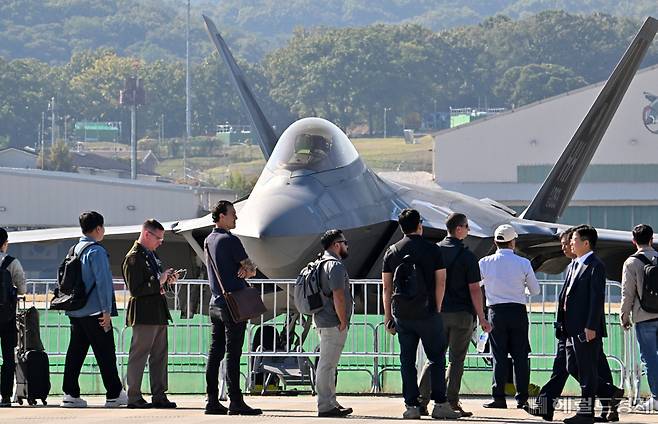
[123,219,177,409]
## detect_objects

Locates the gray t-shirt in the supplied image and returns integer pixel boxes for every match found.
[313,251,353,328]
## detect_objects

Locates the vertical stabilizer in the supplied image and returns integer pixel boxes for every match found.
[521,17,658,223]
[202,15,278,159]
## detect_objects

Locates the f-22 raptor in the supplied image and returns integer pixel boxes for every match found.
[10,16,658,292]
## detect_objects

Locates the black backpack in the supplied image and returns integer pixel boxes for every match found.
[50,242,98,311]
[0,255,17,322]
[390,245,430,319]
[632,254,658,313]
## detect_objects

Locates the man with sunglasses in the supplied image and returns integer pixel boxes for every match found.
[313,229,353,417]
[123,219,177,409]
[418,213,491,417]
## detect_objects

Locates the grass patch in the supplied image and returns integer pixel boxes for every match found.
[155,135,434,185]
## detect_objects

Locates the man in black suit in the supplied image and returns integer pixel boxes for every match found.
[559,226,620,424]
[526,226,623,423]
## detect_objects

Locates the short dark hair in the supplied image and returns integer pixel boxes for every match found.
[445,213,467,233]
[211,200,234,223]
[143,219,164,233]
[398,208,421,234]
[633,224,653,245]
[573,225,598,250]
[494,240,513,249]
[560,226,577,241]
[321,229,344,250]
[0,228,7,246]
[79,211,104,234]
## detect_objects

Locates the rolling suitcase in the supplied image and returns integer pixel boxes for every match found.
[14,297,50,406]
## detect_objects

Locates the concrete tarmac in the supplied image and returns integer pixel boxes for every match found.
[1,395,655,423]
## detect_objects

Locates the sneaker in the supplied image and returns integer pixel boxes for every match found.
[634,398,658,413]
[61,394,87,408]
[403,405,422,419]
[105,389,128,408]
[432,402,461,419]
[450,401,472,417]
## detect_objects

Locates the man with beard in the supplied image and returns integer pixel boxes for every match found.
[314,229,353,418]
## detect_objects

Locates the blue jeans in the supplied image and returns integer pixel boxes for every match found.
[395,313,447,406]
[636,320,658,399]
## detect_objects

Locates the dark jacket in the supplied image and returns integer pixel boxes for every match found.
[558,253,607,338]
[122,241,172,326]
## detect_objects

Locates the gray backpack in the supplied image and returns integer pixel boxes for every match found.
[293,258,336,315]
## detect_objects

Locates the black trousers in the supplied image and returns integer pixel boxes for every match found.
[537,337,619,414]
[565,337,604,416]
[566,337,621,414]
[489,303,530,404]
[536,338,569,413]
[206,306,246,401]
[62,316,123,398]
[0,319,17,398]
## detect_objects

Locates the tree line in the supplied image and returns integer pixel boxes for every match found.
[1,11,657,149]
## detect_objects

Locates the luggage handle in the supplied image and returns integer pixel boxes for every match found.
[17,295,26,311]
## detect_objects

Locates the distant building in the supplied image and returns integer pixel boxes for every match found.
[433,63,658,232]
[0,147,37,169]
[72,150,160,179]
[0,167,236,229]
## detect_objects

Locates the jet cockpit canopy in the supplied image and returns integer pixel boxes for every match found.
[266,117,358,175]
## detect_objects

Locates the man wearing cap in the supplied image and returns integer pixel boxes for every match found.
[479,224,540,409]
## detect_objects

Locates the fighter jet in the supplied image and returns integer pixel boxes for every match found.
[9,15,658,288]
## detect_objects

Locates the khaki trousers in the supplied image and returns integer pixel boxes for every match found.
[419,311,475,405]
[127,324,168,403]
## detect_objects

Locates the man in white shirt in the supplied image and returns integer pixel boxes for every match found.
[479,224,540,409]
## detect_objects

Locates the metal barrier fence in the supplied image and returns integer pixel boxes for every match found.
[15,279,643,401]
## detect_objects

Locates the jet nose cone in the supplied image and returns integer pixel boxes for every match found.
[234,184,324,277]
[235,184,322,239]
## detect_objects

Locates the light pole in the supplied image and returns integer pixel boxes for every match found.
[184,0,191,184]
[384,107,391,138]
[433,99,437,129]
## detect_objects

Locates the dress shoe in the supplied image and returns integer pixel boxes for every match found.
[152,398,177,409]
[205,400,228,415]
[0,397,11,407]
[593,415,608,422]
[450,401,473,417]
[563,414,595,424]
[517,401,529,409]
[524,404,554,421]
[318,406,353,417]
[228,399,262,415]
[127,398,152,409]
[483,400,508,409]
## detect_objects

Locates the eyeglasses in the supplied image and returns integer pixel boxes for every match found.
[336,240,349,246]
[147,230,164,242]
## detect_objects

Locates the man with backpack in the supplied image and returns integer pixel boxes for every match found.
[60,211,126,408]
[621,223,658,413]
[311,229,353,418]
[478,224,540,410]
[418,213,491,417]
[0,227,26,407]
[382,208,459,420]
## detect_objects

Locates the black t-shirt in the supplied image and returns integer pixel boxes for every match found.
[382,234,445,315]
[439,236,481,315]
[205,228,248,307]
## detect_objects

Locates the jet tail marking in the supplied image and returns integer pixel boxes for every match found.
[202,15,278,159]
[521,17,658,223]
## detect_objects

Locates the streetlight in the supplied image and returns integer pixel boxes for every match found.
[384,107,391,138]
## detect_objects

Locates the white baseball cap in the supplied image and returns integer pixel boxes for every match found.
[494,224,518,242]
